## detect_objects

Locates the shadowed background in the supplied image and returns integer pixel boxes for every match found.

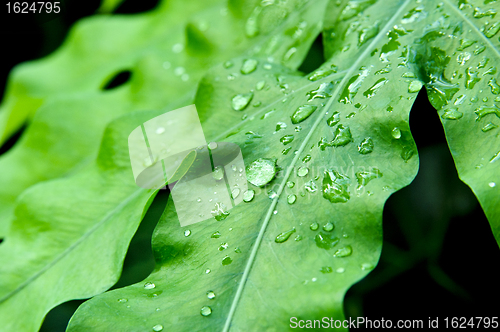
[1,1,499,330]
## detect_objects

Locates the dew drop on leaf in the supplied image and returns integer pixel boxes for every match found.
[310,222,319,231]
[241,59,258,74]
[391,127,402,139]
[211,202,230,221]
[275,228,296,243]
[314,232,339,249]
[361,263,374,270]
[231,188,240,199]
[322,169,350,203]
[326,111,340,127]
[221,256,232,265]
[207,291,215,300]
[152,324,164,331]
[256,80,266,90]
[306,82,334,101]
[291,105,317,124]
[297,166,309,177]
[320,266,333,273]
[305,180,317,193]
[287,181,295,188]
[144,282,156,290]
[280,135,295,145]
[441,108,463,120]
[358,137,374,154]
[211,231,221,238]
[334,245,353,257]
[246,158,276,187]
[323,222,334,232]
[489,182,496,188]
[287,194,297,204]
[231,92,254,111]
[184,230,191,237]
[331,125,353,146]
[200,306,212,316]
[336,267,345,273]
[482,122,498,132]
[275,122,287,132]
[118,298,128,303]
[408,80,423,93]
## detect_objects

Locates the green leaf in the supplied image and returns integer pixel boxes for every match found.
[0,0,327,237]
[0,0,329,330]
[66,0,500,330]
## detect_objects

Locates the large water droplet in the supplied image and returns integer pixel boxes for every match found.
[363,78,388,98]
[184,230,191,237]
[326,111,340,127]
[144,282,156,290]
[246,158,276,187]
[482,122,498,132]
[153,324,164,331]
[310,222,319,231]
[211,202,230,221]
[391,127,402,139]
[207,291,215,300]
[287,194,297,204]
[241,59,258,74]
[323,222,334,232]
[339,69,369,104]
[243,189,255,202]
[474,105,500,121]
[323,169,350,203]
[291,105,317,124]
[297,166,309,177]
[212,166,225,180]
[287,181,295,188]
[305,180,317,193]
[408,80,423,93]
[200,306,212,316]
[465,67,481,89]
[306,82,334,101]
[358,137,374,154]
[356,168,383,188]
[331,125,353,147]
[441,108,463,120]
[280,135,295,145]
[334,245,353,257]
[275,228,296,243]
[314,232,339,249]
[222,256,232,265]
[231,92,254,111]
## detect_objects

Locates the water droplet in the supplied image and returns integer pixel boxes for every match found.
[326,111,340,127]
[287,194,297,204]
[275,228,296,243]
[474,105,500,121]
[302,155,311,163]
[323,222,334,232]
[315,232,339,250]
[307,82,334,101]
[297,166,309,177]
[208,142,218,150]
[256,80,266,90]
[295,126,302,132]
[222,256,232,265]
[361,263,374,270]
[144,282,156,290]
[118,298,128,303]
[305,180,317,193]
[489,182,496,188]
[246,158,276,187]
[241,59,258,74]
[334,245,353,257]
[218,243,229,251]
[200,306,212,316]
[320,266,333,273]
[358,138,374,154]
[323,169,350,203]
[491,151,500,163]
[280,135,295,145]
[223,61,233,68]
[231,188,241,199]
[308,66,337,81]
[212,166,224,180]
[310,222,319,231]
[243,189,255,202]
[407,80,423,93]
[391,127,402,139]
[465,67,481,89]
[268,190,278,199]
[339,69,369,104]
[356,168,383,188]
[291,105,317,124]
[441,108,463,120]
[211,231,221,238]
[153,324,164,331]
[336,267,345,273]
[363,78,388,98]
[207,291,215,300]
[484,21,500,38]
[482,122,498,132]
[287,181,295,188]
[231,92,254,111]
[275,122,287,132]
[488,78,500,94]
[331,125,353,147]
[184,230,191,237]
[211,202,230,221]
[234,247,242,253]
[155,127,165,135]
[205,269,211,274]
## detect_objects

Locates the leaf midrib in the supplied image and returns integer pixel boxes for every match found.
[221,0,413,330]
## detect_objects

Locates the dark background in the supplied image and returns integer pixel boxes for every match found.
[1,1,499,331]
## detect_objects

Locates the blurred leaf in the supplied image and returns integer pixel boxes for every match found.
[0,0,327,237]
